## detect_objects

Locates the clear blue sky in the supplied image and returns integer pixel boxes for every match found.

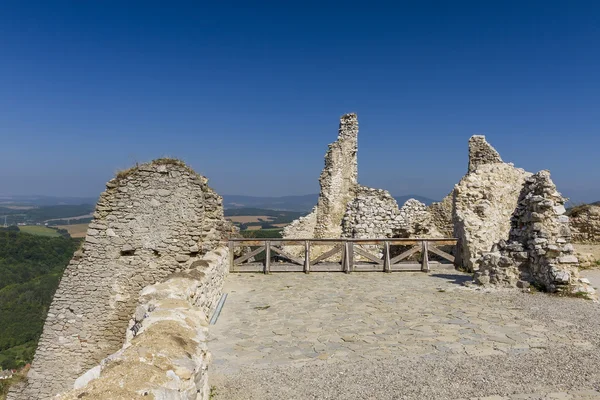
[1,1,599,203]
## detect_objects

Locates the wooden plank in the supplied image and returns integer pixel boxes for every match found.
[383,241,391,273]
[347,242,354,273]
[264,241,271,274]
[228,241,234,272]
[233,264,266,272]
[310,245,343,264]
[269,264,305,272]
[229,238,457,244]
[310,263,345,272]
[349,239,457,245]
[270,246,304,266]
[354,246,384,265]
[390,263,422,271]
[421,241,430,272]
[233,246,265,265]
[390,245,421,264]
[427,244,455,263]
[304,240,310,274]
[354,264,385,272]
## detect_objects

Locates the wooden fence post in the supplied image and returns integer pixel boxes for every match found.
[343,241,354,273]
[383,241,391,273]
[264,240,271,274]
[228,241,234,272]
[421,240,430,272]
[304,240,310,274]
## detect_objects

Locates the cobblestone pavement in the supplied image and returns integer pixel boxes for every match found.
[209,271,600,399]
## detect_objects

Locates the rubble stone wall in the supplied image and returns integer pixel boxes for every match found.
[474,171,595,298]
[11,159,230,400]
[314,113,359,239]
[282,206,318,239]
[453,163,531,271]
[341,186,400,239]
[468,135,503,173]
[57,247,229,400]
[569,204,600,243]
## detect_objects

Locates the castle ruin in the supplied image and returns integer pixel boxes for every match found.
[9,113,598,399]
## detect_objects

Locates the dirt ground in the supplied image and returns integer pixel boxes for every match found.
[56,223,89,238]
[574,243,600,260]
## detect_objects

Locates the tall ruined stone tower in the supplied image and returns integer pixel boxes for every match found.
[314,113,359,238]
[11,159,230,400]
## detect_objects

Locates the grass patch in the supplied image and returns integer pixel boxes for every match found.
[0,370,26,400]
[17,226,61,237]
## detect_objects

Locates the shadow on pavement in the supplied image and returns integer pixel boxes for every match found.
[430,273,473,286]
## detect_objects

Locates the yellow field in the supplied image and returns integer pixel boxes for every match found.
[56,223,89,238]
[226,215,274,223]
[18,225,61,237]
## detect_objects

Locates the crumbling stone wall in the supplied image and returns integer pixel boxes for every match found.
[474,171,595,298]
[568,204,600,243]
[426,195,454,238]
[453,163,531,271]
[282,206,317,239]
[56,247,229,400]
[341,186,400,238]
[314,113,359,239]
[468,135,503,173]
[11,159,231,400]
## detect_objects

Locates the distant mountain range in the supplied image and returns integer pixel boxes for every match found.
[222,194,438,212]
[0,195,98,207]
[0,194,440,213]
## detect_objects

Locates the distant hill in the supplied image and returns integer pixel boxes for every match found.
[592,201,600,206]
[0,195,98,207]
[223,194,438,211]
[222,194,319,212]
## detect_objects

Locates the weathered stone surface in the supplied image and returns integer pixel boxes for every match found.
[57,247,229,400]
[454,162,531,272]
[474,171,596,298]
[569,204,600,243]
[468,135,503,173]
[314,113,359,239]
[10,159,233,400]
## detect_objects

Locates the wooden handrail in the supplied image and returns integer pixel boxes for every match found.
[228,237,459,274]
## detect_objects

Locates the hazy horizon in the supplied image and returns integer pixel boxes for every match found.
[1,2,599,203]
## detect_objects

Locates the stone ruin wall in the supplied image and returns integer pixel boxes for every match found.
[474,171,595,298]
[282,114,591,296]
[284,113,438,247]
[341,186,401,239]
[313,113,359,239]
[10,159,231,400]
[57,247,230,400]
[568,204,600,244]
[468,134,503,173]
[453,162,531,271]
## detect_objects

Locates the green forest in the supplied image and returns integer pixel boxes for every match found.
[0,228,80,370]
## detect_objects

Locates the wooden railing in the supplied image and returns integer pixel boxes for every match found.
[228,238,457,274]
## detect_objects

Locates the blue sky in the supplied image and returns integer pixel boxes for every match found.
[1,1,599,203]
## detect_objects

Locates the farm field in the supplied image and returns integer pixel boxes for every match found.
[226,215,275,223]
[56,223,89,238]
[17,225,61,237]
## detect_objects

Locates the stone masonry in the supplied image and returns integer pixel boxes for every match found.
[468,134,503,173]
[453,163,531,271]
[568,204,600,243]
[474,171,596,298]
[10,159,231,400]
[341,186,400,239]
[313,113,359,239]
[57,247,230,400]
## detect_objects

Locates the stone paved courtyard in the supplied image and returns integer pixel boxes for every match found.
[209,270,600,399]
